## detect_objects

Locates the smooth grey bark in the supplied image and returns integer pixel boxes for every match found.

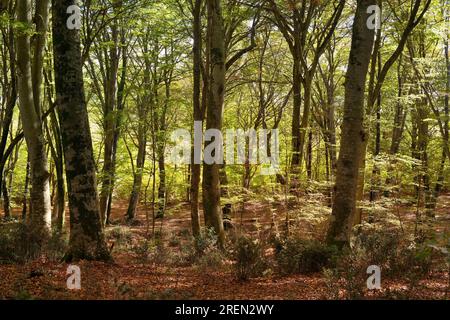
[16,0,52,231]
[326,0,376,248]
[48,108,65,230]
[106,31,127,225]
[203,0,225,247]
[99,12,120,226]
[190,0,203,238]
[31,0,50,116]
[126,56,150,221]
[126,132,147,221]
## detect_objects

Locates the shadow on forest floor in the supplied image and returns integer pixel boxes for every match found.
[0,193,449,300]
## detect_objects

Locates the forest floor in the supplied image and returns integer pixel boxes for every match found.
[0,194,449,300]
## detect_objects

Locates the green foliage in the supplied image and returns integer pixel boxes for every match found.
[322,229,441,299]
[191,228,227,272]
[0,222,67,264]
[195,248,226,273]
[106,226,133,252]
[131,238,167,265]
[233,236,267,281]
[330,248,369,300]
[13,288,35,300]
[274,237,338,275]
[353,227,435,279]
[194,228,220,255]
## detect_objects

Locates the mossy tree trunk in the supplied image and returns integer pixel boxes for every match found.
[52,0,111,262]
[203,0,226,247]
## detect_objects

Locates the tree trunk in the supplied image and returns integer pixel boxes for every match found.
[126,39,151,222]
[389,57,407,156]
[0,16,16,207]
[354,0,430,221]
[370,54,382,202]
[190,0,204,238]
[298,81,313,170]
[306,130,313,180]
[2,178,10,218]
[106,38,127,225]
[327,104,337,177]
[22,159,30,220]
[46,108,65,230]
[326,0,376,248]
[126,134,147,221]
[433,16,449,200]
[51,112,65,230]
[52,0,111,262]
[31,0,50,116]
[385,57,407,195]
[291,58,302,171]
[156,149,166,218]
[99,3,121,225]
[203,0,225,247]
[16,0,52,231]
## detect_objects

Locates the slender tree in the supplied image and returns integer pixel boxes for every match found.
[15,0,52,231]
[203,0,226,247]
[190,0,203,238]
[326,0,376,248]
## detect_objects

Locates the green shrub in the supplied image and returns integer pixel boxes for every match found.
[189,228,227,272]
[275,237,338,275]
[333,247,369,300]
[166,229,224,268]
[168,234,181,247]
[46,230,69,261]
[353,229,401,269]
[131,238,167,264]
[233,236,267,281]
[0,222,68,264]
[196,248,225,272]
[323,230,437,299]
[353,229,434,279]
[14,288,35,300]
[106,226,133,250]
[194,228,219,254]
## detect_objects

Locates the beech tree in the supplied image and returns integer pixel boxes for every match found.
[15,0,52,232]
[0,0,448,300]
[326,0,376,248]
[203,0,226,247]
[52,0,111,261]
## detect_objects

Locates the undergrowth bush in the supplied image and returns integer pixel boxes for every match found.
[161,228,226,270]
[353,228,434,279]
[0,222,67,264]
[106,226,133,251]
[194,228,220,255]
[274,236,338,275]
[131,238,167,264]
[233,236,267,281]
[322,229,438,299]
[193,228,226,272]
[195,248,225,273]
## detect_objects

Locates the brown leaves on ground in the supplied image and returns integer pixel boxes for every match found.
[0,256,448,300]
[0,196,449,300]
